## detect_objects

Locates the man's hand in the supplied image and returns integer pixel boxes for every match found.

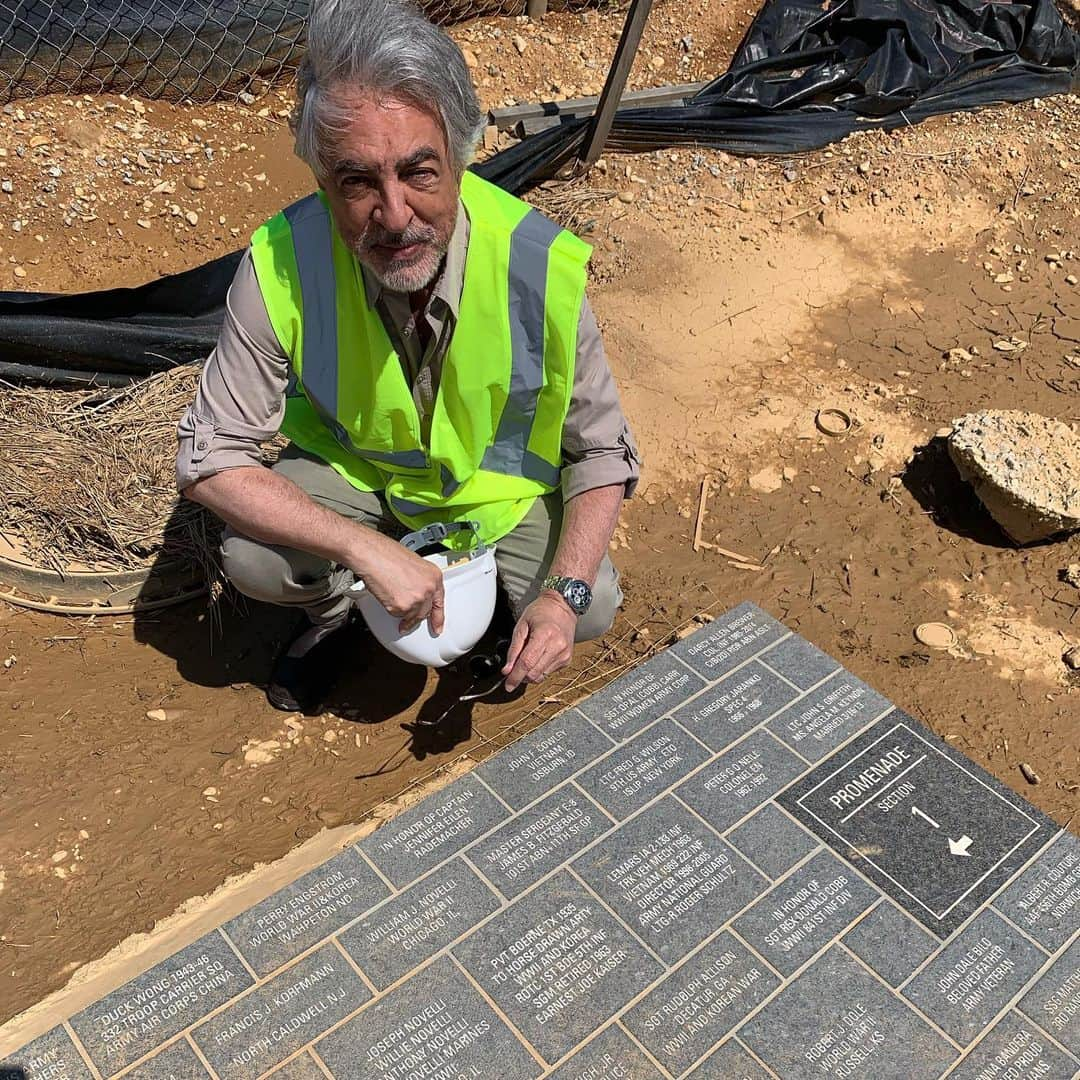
[502,593,577,692]
[350,532,445,634]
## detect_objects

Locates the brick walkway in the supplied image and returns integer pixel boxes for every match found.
[3,603,1078,1079]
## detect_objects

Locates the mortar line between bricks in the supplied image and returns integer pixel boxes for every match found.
[567,778,620,826]
[446,953,548,1070]
[724,924,785,982]
[61,1020,102,1080]
[834,940,964,1055]
[762,723,815,767]
[329,936,377,996]
[354,842,397,894]
[306,1044,335,1080]
[563,863,667,969]
[459,846,509,901]
[184,1032,221,1080]
[895,831,1070,992]
[989,906,1053,956]
[982,1006,1080,1069]
[612,1018,676,1080]
[733,1034,782,1079]
[471,769,515,812]
[217,925,259,983]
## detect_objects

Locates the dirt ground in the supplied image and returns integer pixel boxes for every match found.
[2,0,1079,1029]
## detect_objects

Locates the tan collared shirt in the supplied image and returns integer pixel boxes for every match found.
[176,200,639,501]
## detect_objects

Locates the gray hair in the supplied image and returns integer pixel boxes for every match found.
[292,0,484,178]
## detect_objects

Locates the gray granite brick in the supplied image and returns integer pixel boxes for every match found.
[1017,937,1080,1058]
[686,1041,773,1080]
[669,602,788,682]
[192,943,369,1079]
[453,872,664,1064]
[315,955,540,1080]
[575,719,711,821]
[337,858,500,991]
[671,660,800,752]
[0,1027,93,1080]
[546,1027,663,1080]
[265,1053,327,1079]
[726,803,819,880]
[767,672,892,761]
[122,1039,209,1079]
[574,798,767,965]
[904,910,1047,1046]
[733,849,879,976]
[994,831,1080,953]
[477,709,613,810]
[359,774,509,888]
[842,901,938,987]
[675,730,806,834]
[576,652,705,742]
[623,932,779,1075]
[69,931,253,1075]
[465,784,610,899]
[759,634,841,690]
[948,1012,1078,1080]
[738,946,957,1079]
[223,848,389,977]
[780,714,1056,938]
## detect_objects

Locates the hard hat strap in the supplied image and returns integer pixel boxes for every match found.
[399,520,486,557]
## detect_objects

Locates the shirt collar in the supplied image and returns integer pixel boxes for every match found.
[358,198,469,322]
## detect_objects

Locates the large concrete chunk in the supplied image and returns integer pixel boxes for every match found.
[948,410,1080,544]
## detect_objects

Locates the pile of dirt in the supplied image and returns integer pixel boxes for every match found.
[1,0,1079,1032]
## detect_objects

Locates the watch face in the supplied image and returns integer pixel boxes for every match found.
[566,580,592,613]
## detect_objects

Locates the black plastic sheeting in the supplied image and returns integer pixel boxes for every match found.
[1,0,1077,385]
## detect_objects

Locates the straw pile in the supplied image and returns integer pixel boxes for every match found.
[0,364,220,573]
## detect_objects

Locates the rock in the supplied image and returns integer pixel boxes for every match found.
[62,118,106,151]
[12,266,26,279]
[948,410,1080,544]
[617,189,636,204]
[316,808,345,827]
[946,347,973,363]
[244,747,276,765]
[51,850,68,864]
[1018,762,1040,785]
[1064,645,1080,670]
[1067,275,1078,287]
[782,466,799,482]
[184,174,207,191]
[783,168,798,182]
[28,135,49,149]
[322,730,337,743]
[649,55,665,71]
[748,466,783,494]
[0,180,11,194]
[512,34,527,55]
[202,787,219,797]
[462,47,479,69]
[1063,564,1080,588]
[184,210,199,226]
[136,218,151,229]
[857,160,871,175]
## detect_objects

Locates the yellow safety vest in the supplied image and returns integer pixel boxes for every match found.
[249,171,591,547]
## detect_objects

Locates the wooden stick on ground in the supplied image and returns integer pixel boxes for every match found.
[692,475,710,552]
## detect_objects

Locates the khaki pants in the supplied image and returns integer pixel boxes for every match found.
[220,446,622,642]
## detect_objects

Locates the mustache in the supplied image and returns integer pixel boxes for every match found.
[358,222,438,250]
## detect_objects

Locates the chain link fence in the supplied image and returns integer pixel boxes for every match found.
[0,0,541,104]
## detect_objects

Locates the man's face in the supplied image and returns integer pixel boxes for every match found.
[320,90,460,294]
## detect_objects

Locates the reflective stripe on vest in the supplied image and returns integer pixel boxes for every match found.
[285,198,560,485]
[283,195,429,473]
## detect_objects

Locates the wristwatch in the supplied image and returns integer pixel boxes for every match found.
[542,575,593,616]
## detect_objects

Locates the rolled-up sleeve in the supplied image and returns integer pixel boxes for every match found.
[176,250,290,491]
[560,295,641,501]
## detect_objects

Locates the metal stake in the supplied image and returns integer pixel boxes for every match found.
[578,0,654,167]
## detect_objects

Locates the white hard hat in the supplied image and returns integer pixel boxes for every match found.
[350,521,497,668]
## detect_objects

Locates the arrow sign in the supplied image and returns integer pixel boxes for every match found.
[949,835,974,857]
[911,805,940,829]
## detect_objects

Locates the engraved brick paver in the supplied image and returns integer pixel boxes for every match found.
[3,603,1076,1080]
